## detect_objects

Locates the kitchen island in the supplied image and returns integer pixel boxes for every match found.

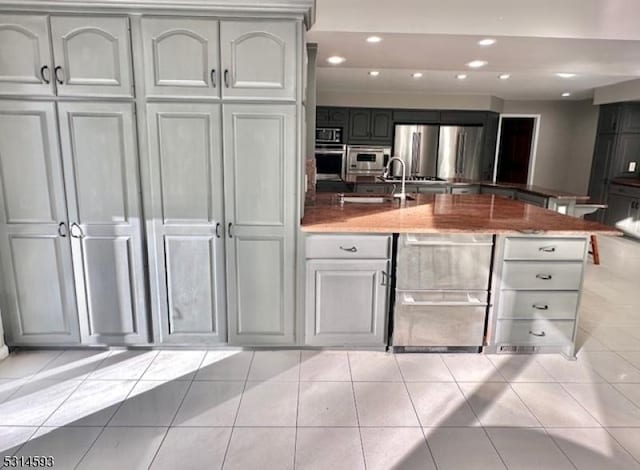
[301,193,619,357]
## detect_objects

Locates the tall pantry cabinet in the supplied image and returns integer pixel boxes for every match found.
[0,2,311,347]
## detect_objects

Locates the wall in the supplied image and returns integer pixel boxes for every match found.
[501,99,599,193]
[594,78,640,104]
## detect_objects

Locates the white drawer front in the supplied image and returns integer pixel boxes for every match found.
[504,237,586,261]
[497,291,579,320]
[501,261,583,290]
[496,320,574,346]
[306,235,390,259]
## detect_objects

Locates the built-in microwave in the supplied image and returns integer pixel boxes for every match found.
[346,145,391,176]
[316,127,343,143]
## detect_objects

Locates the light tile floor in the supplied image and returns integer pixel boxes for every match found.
[0,235,639,469]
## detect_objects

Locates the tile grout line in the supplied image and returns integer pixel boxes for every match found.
[346,351,367,470]
[219,350,256,470]
[146,350,209,469]
[74,349,161,470]
[394,354,439,470]
[440,354,508,470]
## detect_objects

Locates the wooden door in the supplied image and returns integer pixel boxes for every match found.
[50,16,132,97]
[220,20,296,100]
[0,14,54,96]
[0,101,80,345]
[305,259,388,346]
[223,104,296,345]
[57,102,148,344]
[146,102,227,344]
[141,17,220,98]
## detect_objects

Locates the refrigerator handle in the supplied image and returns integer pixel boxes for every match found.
[415,133,422,175]
[411,132,419,174]
[455,133,462,177]
[460,133,466,176]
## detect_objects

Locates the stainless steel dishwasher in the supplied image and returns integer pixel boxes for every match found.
[392,233,494,351]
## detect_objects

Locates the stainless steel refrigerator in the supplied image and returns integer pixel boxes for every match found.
[392,124,484,179]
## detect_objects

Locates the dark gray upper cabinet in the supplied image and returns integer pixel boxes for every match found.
[614,133,640,177]
[348,108,393,144]
[588,133,616,205]
[621,103,640,133]
[440,110,487,125]
[370,109,393,141]
[348,108,371,141]
[597,104,620,134]
[316,106,348,128]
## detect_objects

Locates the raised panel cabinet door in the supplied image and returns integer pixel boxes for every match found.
[141,17,220,98]
[50,16,132,97]
[621,103,640,133]
[605,193,634,227]
[587,133,616,205]
[223,104,296,345]
[614,134,640,177]
[305,260,388,346]
[0,101,80,345]
[146,102,226,344]
[598,104,621,134]
[348,108,371,142]
[57,102,147,344]
[0,14,54,96]
[220,20,296,100]
[370,109,393,142]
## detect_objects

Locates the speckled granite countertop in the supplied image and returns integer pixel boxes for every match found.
[301,193,620,234]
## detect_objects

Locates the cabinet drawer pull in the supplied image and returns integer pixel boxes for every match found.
[532,303,549,310]
[536,274,553,280]
[210,69,216,87]
[381,270,388,286]
[529,330,546,337]
[224,69,229,88]
[215,222,222,238]
[339,246,358,252]
[40,65,50,84]
[57,221,67,237]
[228,223,233,238]
[70,222,84,239]
[54,65,64,85]
[539,246,556,252]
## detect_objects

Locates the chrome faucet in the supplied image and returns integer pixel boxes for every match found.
[383,157,407,201]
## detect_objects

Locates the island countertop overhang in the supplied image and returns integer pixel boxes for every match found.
[301,193,621,235]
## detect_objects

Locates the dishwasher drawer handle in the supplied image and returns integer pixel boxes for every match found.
[339,246,358,252]
[539,246,556,253]
[536,274,553,280]
[529,330,546,337]
[532,303,549,310]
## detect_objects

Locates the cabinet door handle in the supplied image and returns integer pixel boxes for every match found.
[40,65,50,84]
[54,66,64,84]
[57,222,67,237]
[529,330,546,337]
[224,69,229,88]
[538,246,556,252]
[381,270,388,286]
[210,69,216,87]
[532,303,549,310]
[70,222,84,239]
[228,222,233,238]
[536,274,553,280]
[339,246,358,252]
[215,222,222,238]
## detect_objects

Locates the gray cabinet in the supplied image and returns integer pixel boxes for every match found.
[50,16,133,97]
[224,104,296,345]
[605,185,640,237]
[0,14,53,96]
[515,191,547,207]
[0,101,80,344]
[587,133,616,207]
[305,259,388,346]
[305,234,390,347]
[597,104,620,134]
[57,102,147,344]
[316,106,348,127]
[614,134,640,177]
[348,108,393,144]
[220,20,296,100]
[141,17,220,98]
[348,108,371,141]
[145,102,226,344]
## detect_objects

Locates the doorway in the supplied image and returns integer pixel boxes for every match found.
[494,115,539,185]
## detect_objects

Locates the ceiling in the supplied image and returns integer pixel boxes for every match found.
[308,0,640,101]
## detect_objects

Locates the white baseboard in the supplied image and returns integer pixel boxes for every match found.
[0,345,8,361]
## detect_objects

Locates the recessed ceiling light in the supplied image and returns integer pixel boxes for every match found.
[467,60,488,68]
[412,72,423,78]
[366,36,382,43]
[498,73,511,80]
[478,38,496,46]
[556,73,576,78]
[562,92,571,97]
[368,70,380,77]
[456,74,467,80]
[327,56,346,65]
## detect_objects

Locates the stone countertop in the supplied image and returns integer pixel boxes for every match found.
[340,175,590,201]
[611,177,640,189]
[301,193,621,235]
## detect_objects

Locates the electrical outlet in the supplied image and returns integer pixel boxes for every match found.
[629,161,637,172]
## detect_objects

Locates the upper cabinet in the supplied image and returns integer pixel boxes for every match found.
[348,108,393,144]
[141,17,220,98]
[0,15,53,96]
[621,103,640,133]
[0,14,132,97]
[597,104,620,134]
[220,20,296,100]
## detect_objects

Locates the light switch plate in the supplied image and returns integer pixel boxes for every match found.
[629,161,637,172]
